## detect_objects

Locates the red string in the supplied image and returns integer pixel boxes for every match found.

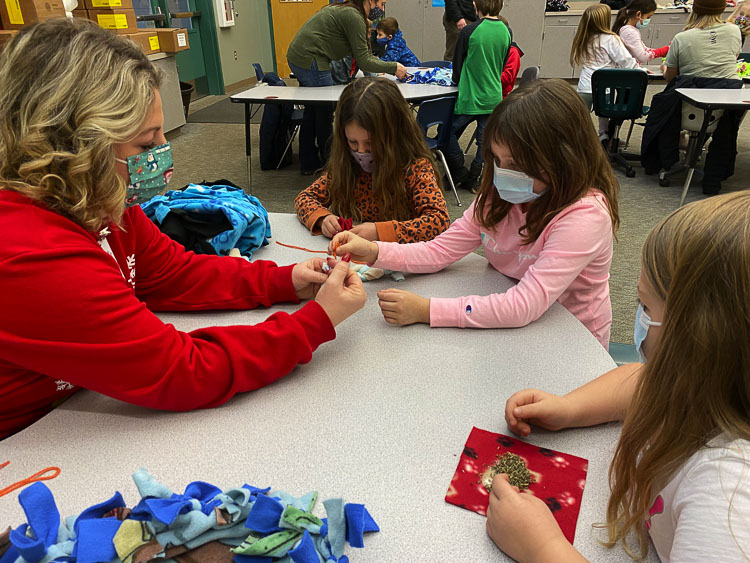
[0,461,61,497]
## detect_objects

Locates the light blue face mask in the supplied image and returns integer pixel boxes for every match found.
[636,17,651,29]
[634,303,662,363]
[493,164,542,204]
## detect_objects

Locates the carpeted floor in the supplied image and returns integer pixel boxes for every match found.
[166,83,750,345]
[187,97,263,124]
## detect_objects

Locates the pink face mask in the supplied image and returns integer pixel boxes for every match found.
[349,149,375,174]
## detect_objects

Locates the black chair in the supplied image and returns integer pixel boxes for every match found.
[252,63,264,82]
[591,68,649,178]
[420,60,452,68]
[517,66,540,89]
[416,96,461,206]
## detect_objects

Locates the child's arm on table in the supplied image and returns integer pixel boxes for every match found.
[294,172,341,238]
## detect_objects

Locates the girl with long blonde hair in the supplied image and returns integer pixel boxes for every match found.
[328,80,619,349]
[571,4,640,142]
[0,19,365,440]
[489,191,750,561]
[294,77,450,243]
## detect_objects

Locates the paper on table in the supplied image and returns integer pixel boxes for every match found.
[445,427,589,543]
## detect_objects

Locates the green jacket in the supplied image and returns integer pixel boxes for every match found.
[287,5,398,75]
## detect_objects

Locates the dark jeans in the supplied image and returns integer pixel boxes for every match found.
[446,113,489,166]
[288,60,336,171]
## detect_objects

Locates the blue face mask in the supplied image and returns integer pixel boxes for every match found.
[376,36,389,46]
[636,17,651,29]
[493,165,542,204]
[634,303,662,363]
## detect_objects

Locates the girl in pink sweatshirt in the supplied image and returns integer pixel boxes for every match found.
[330,79,620,348]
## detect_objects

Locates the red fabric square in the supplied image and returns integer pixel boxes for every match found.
[445,427,589,543]
[337,217,353,231]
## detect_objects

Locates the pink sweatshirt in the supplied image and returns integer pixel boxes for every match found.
[374,193,613,348]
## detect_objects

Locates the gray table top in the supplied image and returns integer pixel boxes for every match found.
[676,87,750,110]
[230,82,457,105]
[0,214,654,561]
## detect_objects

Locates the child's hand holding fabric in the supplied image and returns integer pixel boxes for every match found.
[377,288,430,325]
[486,474,584,563]
[291,258,330,300]
[318,214,343,238]
[349,222,379,241]
[315,259,366,326]
[329,231,379,264]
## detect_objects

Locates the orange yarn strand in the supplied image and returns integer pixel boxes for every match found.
[0,461,61,497]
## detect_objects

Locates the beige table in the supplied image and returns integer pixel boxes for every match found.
[0,213,656,561]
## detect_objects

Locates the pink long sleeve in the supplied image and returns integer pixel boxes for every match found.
[375,196,613,347]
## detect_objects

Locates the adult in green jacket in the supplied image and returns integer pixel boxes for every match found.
[287,0,407,174]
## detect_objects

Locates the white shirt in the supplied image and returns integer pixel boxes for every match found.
[648,434,750,561]
[577,33,641,94]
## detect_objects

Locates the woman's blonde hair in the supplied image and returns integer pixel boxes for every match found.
[0,18,163,232]
[604,191,750,559]
[324,77,440,222]
[571,4,618,66]
[473,79,619,243]
[684,11,726,30]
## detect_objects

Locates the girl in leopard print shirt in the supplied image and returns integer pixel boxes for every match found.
[294,77,450,243]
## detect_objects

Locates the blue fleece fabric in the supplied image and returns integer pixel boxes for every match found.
[141,184,271,257]
[8,482,60,562]
[343,504,379,549]
[75,518,120,563]
[402,65,454,86]
[288,531,322,563]
[245,494,284,534]
[232,556,273,563]
[380,30,420,66]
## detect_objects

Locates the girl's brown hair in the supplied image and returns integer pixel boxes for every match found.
[571,4,618,66]
[684,11,726,30]
[612,0,657,34]
[325,77,440,222]
[0,18,162,232]
[604,191,750,559]
[473,79,619,243]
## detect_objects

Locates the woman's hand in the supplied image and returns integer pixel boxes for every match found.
[349,222,378,241]
[457,17,467,30]
[315,259,366,326]
[504,389,576,437]
[377,288,430,326]
[395,63,407,79]
[316,214,342,238]
[329,231,379,264]
[291,258,329,300]
[486,475,581,562]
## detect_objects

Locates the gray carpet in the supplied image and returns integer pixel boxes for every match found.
[168,83,750,345]
[187,97,263,124]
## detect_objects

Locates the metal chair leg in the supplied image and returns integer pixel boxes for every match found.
[679,168,695,207]
[276,125,299,170]
[623,119,635,151]
[436,149,461,206]
[464,130,477,156]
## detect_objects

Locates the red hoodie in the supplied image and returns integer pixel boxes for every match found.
[0,191,335,439]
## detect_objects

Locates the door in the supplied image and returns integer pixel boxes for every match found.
[133,0,224,96]
[269,0,329,78]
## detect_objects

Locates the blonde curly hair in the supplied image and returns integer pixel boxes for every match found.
[0,18,163,231]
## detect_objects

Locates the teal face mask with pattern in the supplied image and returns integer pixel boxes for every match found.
[116,142,175,207]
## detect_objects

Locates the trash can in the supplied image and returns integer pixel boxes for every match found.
[179,81,194,118]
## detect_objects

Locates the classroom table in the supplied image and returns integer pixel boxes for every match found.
[674,87,750,206]
[230,82,458,191]
[0,213,657,562]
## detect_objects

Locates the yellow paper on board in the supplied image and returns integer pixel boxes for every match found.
[92,0,122,6]
[148,35,160,50]
[5,0,23,25]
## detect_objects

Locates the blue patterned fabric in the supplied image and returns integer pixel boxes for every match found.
[402,65,454,86]
[141,184,271,258]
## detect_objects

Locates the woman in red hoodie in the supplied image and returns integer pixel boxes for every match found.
[0,19,366,440]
